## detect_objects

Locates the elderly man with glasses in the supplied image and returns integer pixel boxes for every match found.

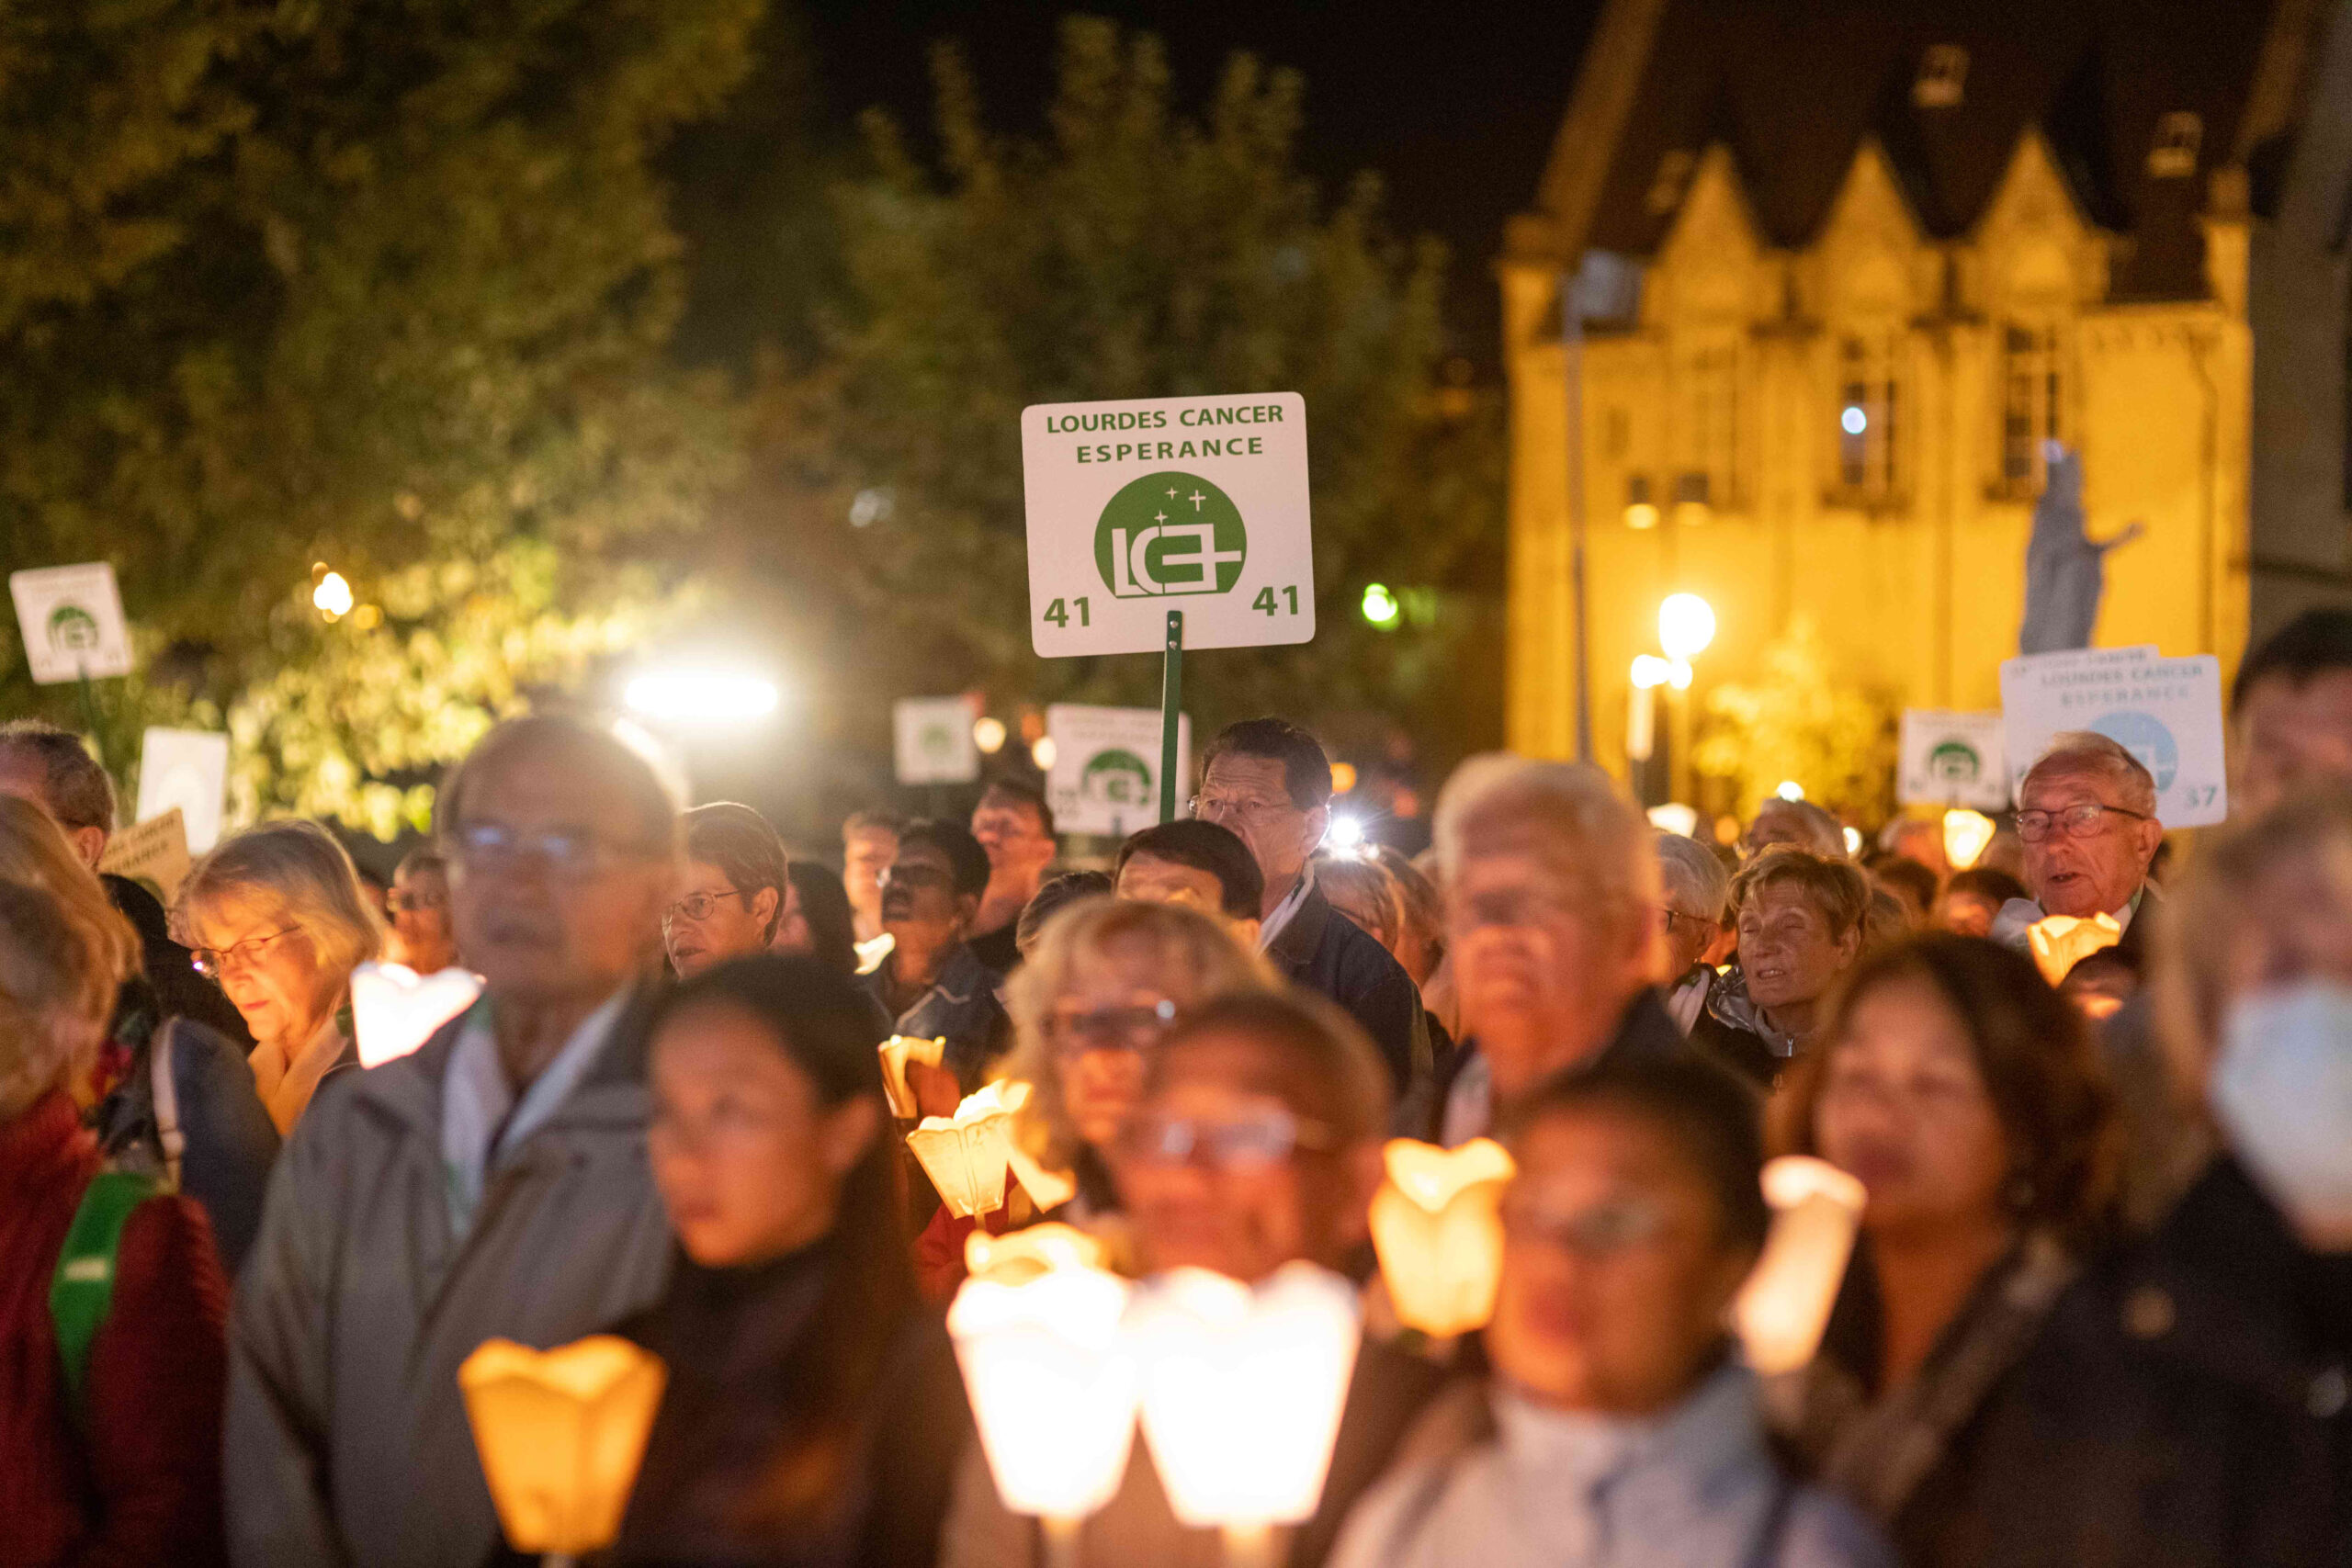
[226,715,683,1568]
[1991,732,2166,969]
[1192,717,1431,1101]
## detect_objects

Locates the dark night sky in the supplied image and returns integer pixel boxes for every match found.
[794,1,1608,363]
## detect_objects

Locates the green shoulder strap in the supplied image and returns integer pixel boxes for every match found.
[50,1168,163,1426]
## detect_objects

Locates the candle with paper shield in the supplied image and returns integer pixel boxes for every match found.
[966,1222,1106,1284]
[1125,1262,1361,1558]
[876,1034,946,1119]
[1367,1137,1516,1337]
[457,1335,667,1564]
[350,961,483,1068]
[2026,911,2122,987]
[907,1080,1031,1218]
[947,1260,1138,1543]
[1732,1156,1869,1375]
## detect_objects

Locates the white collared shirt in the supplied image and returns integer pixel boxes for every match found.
[1257,866,1317,953]
[441,988,629,1238]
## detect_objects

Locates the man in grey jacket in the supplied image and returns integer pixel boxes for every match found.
[226,715,683,1568]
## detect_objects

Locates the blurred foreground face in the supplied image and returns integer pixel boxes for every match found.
[1046,933,1189,1149]
[2235,671,2352,820]
[446,742,672,1004]
[1491,1111,1750,1414]
[1814,975,2007,1240]
[663,857,774,979]
[647,1001,873,1269]
[1736,883,1857,1019]
[1115,1030,1367,1283]
[1449,847,1626,1095]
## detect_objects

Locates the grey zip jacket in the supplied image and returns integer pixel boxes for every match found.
[224,988,674,1568]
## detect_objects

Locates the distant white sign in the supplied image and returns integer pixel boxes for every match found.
[9,563,132,684]
[1046,704,1192,838]
[1999,647,2227,827]
[894,696,980,785]
[1897,710,2009,809]
[1022,392,1316,659]
[136,728,231,852]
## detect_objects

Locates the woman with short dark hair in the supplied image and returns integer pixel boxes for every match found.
[1765,934,2119,1562]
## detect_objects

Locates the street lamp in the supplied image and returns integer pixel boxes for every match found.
[622,669,779,725]
[1657,593,1715,661]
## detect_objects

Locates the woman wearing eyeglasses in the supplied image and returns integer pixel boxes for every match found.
[664,803,788,980]
[910,897,1272,1299]
[175,821,383,1134]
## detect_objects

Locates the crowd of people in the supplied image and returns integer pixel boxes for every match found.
[4,607,2352,1567]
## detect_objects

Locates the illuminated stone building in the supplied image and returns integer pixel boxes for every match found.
[1501,0,2352,772]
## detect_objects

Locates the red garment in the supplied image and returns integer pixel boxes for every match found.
[0,1091,229,1568]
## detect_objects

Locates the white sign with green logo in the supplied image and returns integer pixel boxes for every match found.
[9,562,132,684]
[1897,710,2009,810]
[1046,704,1192,838]
[893,695,980,785]
[1021,392,1314,658]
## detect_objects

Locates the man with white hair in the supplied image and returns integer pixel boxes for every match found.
[1741,795,1848,859]
[1655,832,1731,1033]
[1416,754,1691,1144]
[1993,731,2165,963]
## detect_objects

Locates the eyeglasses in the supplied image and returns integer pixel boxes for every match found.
[388,889,445,914]
[662,888,752,930]
[447,821,654,881]
[1499,1192,1669,1257]
[1660,907,1715,936]
[1118,1107,1336,1169]
[1045,998,1179,1058]
[1189,792,1299,826]
[191,928,303,981]
[2013,803,2149,843]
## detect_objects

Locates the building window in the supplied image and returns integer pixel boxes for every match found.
[1677,344,1738,513]
[1835,337,1900,502]
[2001,324,2063,492]
[2148,112,2202,179]
[1915,45,1968,109]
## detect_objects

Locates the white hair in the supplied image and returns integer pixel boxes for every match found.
[1433,754,1660,919]
[2022,730,2159,818]
[1655,831,1731,922]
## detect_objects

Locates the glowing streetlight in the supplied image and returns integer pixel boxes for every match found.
[1657,593,1715,661]
[312,570,354,620]
[1360,583,1400,627]
[1031,737,1057,771]
[1775,780,1805,802]
[1840,405,1869,435]
[1630,654,1673,690]
[974,716,1009,755]
[623,669,779,726]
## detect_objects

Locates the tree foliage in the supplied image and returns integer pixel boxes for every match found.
[742,18,1501,790]
[0,0,758,824]
[1693,616,1897,825]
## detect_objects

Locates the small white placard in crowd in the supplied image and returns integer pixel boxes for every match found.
[9,562,133,684]
[1045,704,1192,838]
[1999,647,2227,827]
[1897,710,2010,809]
[136,727,231,852]
[894,696,981,785]
[98,807,193,905]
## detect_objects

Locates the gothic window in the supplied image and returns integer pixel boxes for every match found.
[1834,336,1901,502]
[2002,323,2064,493]
[1676,344,1738,513]
[1915,45,1968,109]
[2148,113,2202,179]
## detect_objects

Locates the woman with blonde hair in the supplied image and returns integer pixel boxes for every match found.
[0,877,231,1564]
[910,896,1274,1296]
[0,795,138,1041]
[176,820,383,1134]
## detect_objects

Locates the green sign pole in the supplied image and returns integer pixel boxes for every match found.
[1159,610,1183,822]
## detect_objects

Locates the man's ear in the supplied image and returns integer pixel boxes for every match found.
[953,892,981,931]
[752,886,781,933]
[1302,803,1330,858]
[1230,915,1262,949]
[2136,820,2165,874]
[70,826,107,871]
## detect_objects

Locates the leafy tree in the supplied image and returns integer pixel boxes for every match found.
[0,0,759,823]
[1692,615,1897,825]
[734,18,1501,818]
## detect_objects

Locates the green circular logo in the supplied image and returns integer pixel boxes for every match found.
[1926,739,1982,784]
[46,604,99,653]
[1080,748,1155,809]
[1094,471,1248,599]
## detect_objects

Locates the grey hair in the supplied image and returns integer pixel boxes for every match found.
[1656,831,1731,923]
[1751,797,1848,857]
[2022,730,2159,818]
[176,819,385,980]
[0,719,116,834]
[1432,753,1661,919]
